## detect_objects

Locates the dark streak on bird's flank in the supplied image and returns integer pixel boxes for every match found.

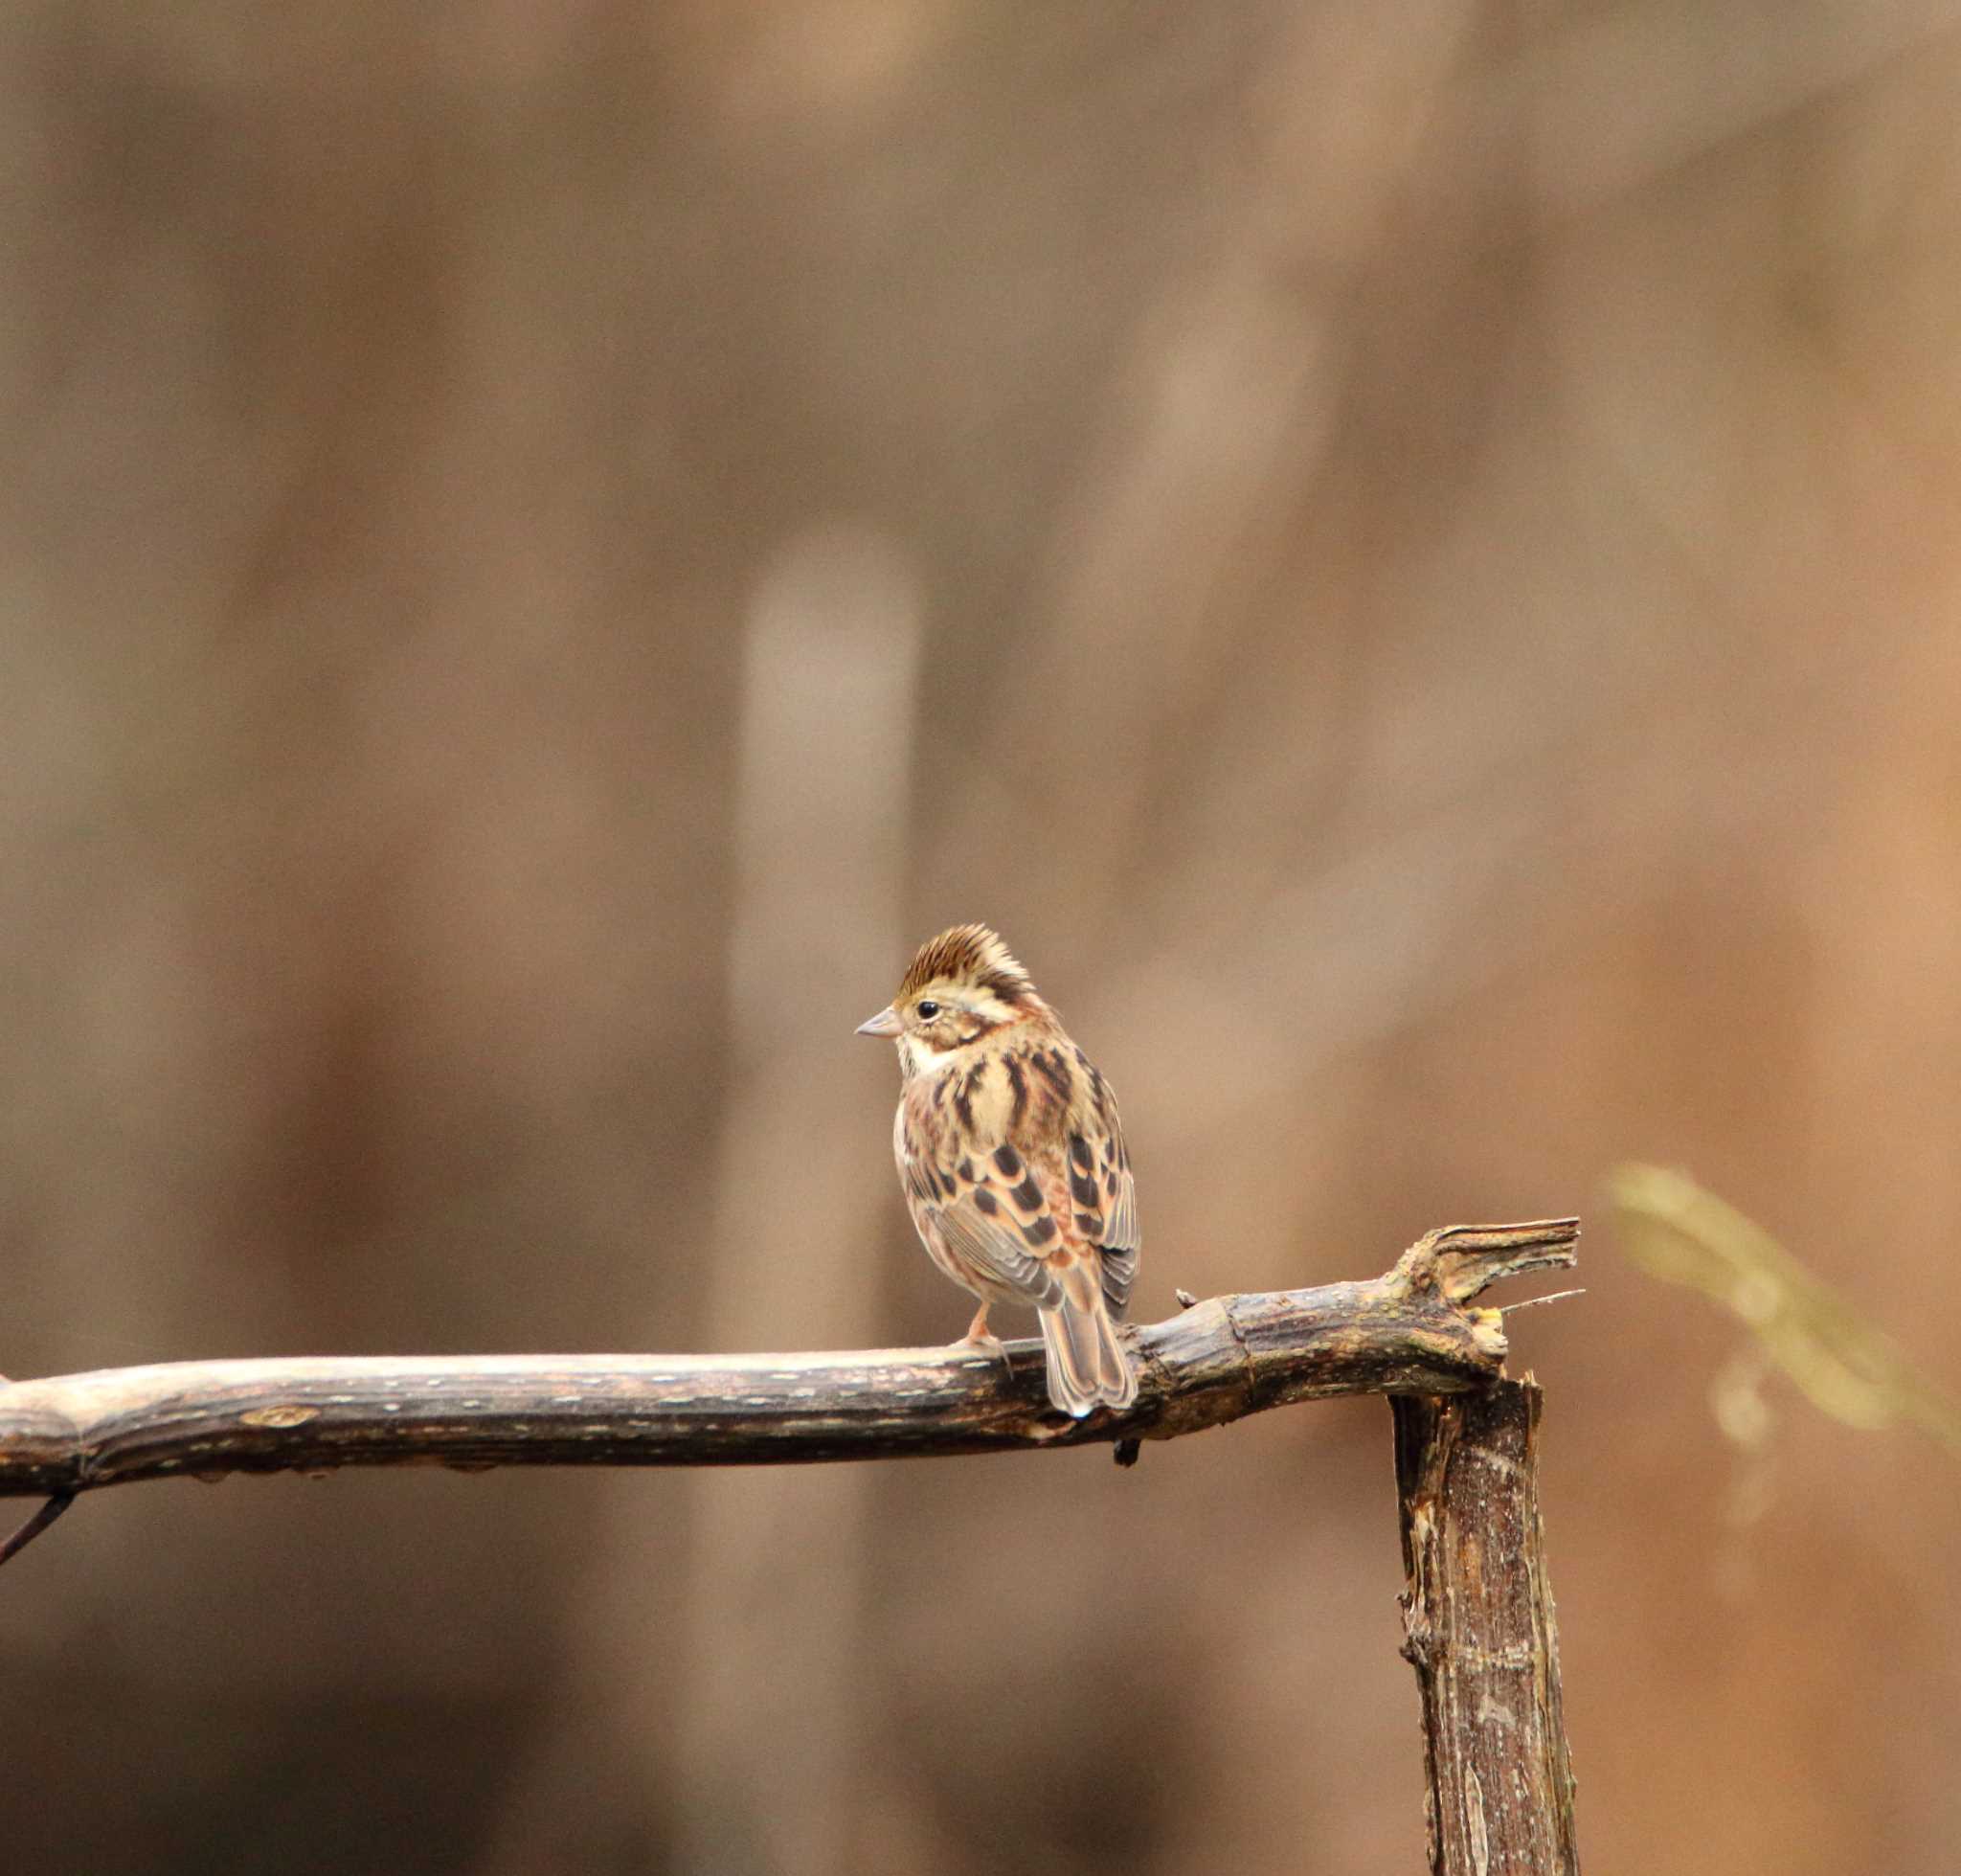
[1030,1051,1072,1102]
[1005,1054,1028,1127]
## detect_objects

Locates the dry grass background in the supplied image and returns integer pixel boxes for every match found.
[3,5,1959,1871]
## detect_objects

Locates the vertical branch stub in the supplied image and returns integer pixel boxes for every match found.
[1393,1380,1580,1875]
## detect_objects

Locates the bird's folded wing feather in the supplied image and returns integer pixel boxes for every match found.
[1065,1110,1139,1320]
[904,1138,1069,1309]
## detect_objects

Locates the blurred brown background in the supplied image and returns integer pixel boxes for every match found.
[3,4,1958,1872]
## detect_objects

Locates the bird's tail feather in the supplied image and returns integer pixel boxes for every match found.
[1038,1276,1138,1418]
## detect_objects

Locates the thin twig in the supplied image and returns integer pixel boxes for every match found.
[0,1492,75,1567]
[1499,1287,1588,1314]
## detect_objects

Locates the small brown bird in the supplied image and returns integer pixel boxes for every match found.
[857,924,1139,1417]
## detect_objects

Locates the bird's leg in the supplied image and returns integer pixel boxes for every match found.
[955,1303,1014,1378]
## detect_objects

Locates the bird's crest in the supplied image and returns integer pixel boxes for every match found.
[899,924,1034,1003]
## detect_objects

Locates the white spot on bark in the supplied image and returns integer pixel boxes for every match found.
[1466,1767,1489,1876]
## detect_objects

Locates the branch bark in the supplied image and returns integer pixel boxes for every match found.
[0,1219,1575,1499]
[1394,1379,1582,1876]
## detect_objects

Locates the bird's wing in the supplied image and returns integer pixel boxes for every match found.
[904,1133,1071,1311]
[1066,1097,1140,1320]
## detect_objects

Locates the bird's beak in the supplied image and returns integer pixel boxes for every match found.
[855,1005,902,1038]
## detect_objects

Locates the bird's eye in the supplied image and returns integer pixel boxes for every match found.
[916,1000,941,1020]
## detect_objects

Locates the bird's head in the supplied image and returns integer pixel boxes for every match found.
[856,923,1041,1072]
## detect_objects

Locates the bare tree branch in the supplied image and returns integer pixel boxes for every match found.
[0,1220,1576,1500]
[1395,1379,1582,1875]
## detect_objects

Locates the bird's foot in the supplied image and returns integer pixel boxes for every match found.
[954,1308,1014,1378]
